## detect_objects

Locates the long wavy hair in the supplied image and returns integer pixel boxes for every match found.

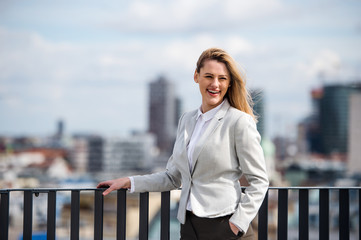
[195,47,256,122]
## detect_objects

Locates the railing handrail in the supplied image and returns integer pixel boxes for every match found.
[1,185,361,192]
[0,186,360,240]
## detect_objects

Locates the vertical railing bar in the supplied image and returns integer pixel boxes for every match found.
[161,191,170,240]
[23,190,33,240]
[319,189,329,240]
[258,190,268,240]
[0,192,10,240]
[94,190,104,240]
[71,190,80,240]
[299,189,309,240]
[277,189,288,240]
[359,189,361,240]
[339,189,350,240]
[47,190,57,240]
[139,192,149,240]
[117,189,127,240]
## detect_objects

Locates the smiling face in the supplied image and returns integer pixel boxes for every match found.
[194,59,231,113]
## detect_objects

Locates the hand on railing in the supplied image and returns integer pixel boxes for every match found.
[96,177,131,196]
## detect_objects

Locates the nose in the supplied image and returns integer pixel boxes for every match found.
[210,77,220,88]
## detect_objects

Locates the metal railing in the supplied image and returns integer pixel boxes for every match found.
[0,187,360,240]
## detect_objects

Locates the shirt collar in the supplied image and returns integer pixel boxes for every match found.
[196,100,225,122]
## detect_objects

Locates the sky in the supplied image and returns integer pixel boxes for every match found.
[0,0,360,139]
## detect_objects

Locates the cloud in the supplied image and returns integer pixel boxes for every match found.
[107,0,284,33]
[1,1,360,137]
[0,24,258,134]
[296,49,342,82]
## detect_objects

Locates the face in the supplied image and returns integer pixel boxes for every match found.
[194,60,231,113]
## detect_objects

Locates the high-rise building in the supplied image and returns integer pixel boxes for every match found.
[319,84,361,154]
[71,133,158,175]
[56,119,64,139]
[148,76,178,154]
[71,137,88,173]
[175,97,183,127]
[251,89,265,139]
[348,93,361,174]
[87,136,104,172]
[102,133,156,173]
[71,134,103,173]
[306,88,323,153]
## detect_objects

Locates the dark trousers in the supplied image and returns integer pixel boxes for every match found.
[180,211,254,240]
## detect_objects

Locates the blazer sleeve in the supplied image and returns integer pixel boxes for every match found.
[132,114,185,193]
[230,115,269,232]
[132,154,182,192]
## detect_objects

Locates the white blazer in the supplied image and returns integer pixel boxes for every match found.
[133,100,269,232]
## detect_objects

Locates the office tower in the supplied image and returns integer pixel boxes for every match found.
[56,119,64,139]
[86,136,104,173]
[307,88,323,153]
[319,83,361,154]
[148,76,177,154]
[348,93,361,174]
[251,89,265,139]
[175,97,183,126]
[71,134,103,173]
[71,137,88,173]
[102,133,156,173]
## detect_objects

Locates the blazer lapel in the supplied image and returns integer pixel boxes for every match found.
[184,112,198,146]
[190,100,230,173]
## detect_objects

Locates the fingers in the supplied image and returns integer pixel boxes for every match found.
[96,178,130,196]
[102,186,114,196]
[96,180,113,196]
[229,222,239,235]
[96,181,111,189]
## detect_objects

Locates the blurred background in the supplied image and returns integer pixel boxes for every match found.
[0,0,360,239]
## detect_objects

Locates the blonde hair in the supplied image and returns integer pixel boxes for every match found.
[196,48,256,122]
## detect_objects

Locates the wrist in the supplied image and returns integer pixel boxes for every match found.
[125,177,131,189]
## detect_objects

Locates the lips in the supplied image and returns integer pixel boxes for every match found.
[207,89,220,95]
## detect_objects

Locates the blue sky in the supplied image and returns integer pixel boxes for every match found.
[1,0,360,138]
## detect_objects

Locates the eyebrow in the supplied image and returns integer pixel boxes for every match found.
[204,73,228,78]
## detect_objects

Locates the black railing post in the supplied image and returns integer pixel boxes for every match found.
[117,189,127,240]
[0,191,10,240]
[319,189,329,240]
[94,190,104,240]
[71,190,80,240]
[299,189,309,240]
[359,189,361,240]
[139,192,149,240]
[258,190,268,240]
[161,191,170,240]
[339,189,349,240]
[47,190,57,240]
[277,189,288,240]
[23,190,33,240]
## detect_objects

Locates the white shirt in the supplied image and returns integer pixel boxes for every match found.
[186,101,225,211]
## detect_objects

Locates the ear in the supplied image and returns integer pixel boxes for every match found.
[194,70,199,83]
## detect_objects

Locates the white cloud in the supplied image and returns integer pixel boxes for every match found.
[108,0,285,33]
[296,49,342,82]
[1,1,360,137]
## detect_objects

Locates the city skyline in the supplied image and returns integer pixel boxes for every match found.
[1,1,361,138]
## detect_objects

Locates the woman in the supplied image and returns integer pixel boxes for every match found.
[97,48,269,239]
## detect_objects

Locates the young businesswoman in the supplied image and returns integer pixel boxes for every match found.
[97,48,269,239]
